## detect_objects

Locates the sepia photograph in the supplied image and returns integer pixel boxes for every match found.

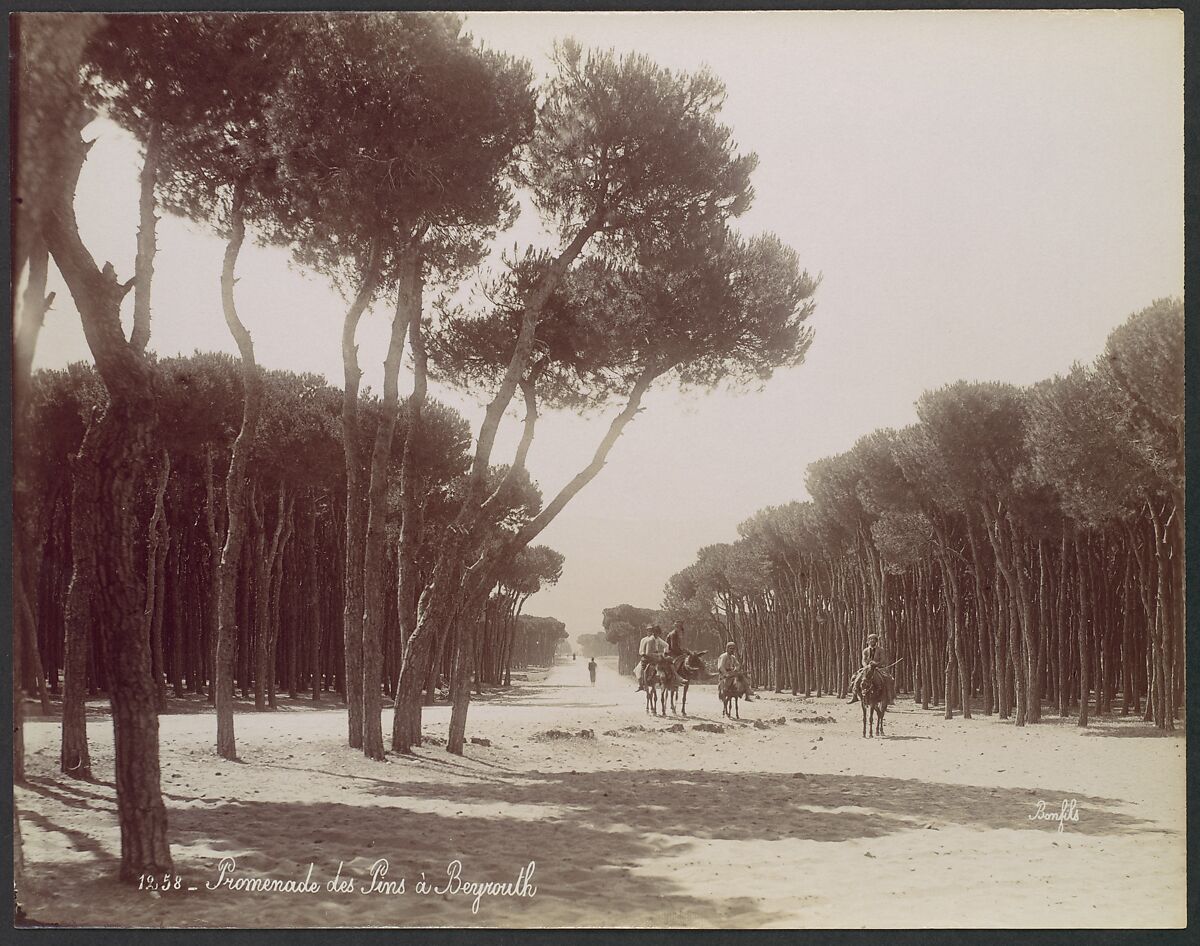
[8,5,1188,931]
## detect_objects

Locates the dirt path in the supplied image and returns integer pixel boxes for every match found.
[15,658,1186,928]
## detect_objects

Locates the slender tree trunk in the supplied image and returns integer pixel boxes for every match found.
[306,494,322,702]
[60,418,100,778]
[215,188,261,760]
[363,250,419,759]
[251,491,268,712]
[340,238,384,750]
[169,543,185,698]
[1006,519,1040,724]
[1148,502,1174,731]
[203,451,222,705]
[1057,532,1069,717]
[1075,530,1091,728]
[392,309,431,752]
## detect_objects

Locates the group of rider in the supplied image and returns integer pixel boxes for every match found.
[634,622,891,704]
[634,622,755,700]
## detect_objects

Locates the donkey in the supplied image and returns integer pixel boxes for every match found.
[719,672,751,719]
[667,650,708,716]
[859,668,890,737]
[644,660,671,716]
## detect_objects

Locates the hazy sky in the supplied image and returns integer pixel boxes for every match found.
[31,10,1184,645]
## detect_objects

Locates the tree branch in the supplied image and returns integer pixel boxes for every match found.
[42,109,152,403]
[479,377,539,522]
[514,365,661,549]
[130,119,162,355]
[220,183,254,367]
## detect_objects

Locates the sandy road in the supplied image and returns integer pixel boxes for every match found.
[15,657,1187,928]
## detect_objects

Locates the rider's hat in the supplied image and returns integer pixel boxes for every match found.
[867,633,879,642]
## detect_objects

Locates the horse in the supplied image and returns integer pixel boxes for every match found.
[719,672,751,719]
[667,650,708,716]
[859,668,891,737]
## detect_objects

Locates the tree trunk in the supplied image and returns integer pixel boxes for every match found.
[363,251,419,759]
[1074,530,1091,728]
[215,189,261,760]
[203,450,222,704]
[340,237,384,750]
[448,600,485,756]
[13,233,57,783]
[43,107,173,881]
[144,452,171,712]
[1148,502,1174,731]
[392,307,431,751]
[60,418,99,779]
[305,494,322,702]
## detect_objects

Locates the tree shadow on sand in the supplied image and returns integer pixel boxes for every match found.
[23,776,117,811]
[17,757,1172,929]
[179,767,1160,926]
[469,684,621,709]
[363,767,1158,840]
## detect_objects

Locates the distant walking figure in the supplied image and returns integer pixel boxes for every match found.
[587,658,597,686]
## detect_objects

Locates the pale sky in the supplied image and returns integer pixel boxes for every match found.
[30,11,1184,645]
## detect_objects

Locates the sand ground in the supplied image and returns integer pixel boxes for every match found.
[14,656,1187,928]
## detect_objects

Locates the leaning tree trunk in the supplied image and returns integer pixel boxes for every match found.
[215,188,262,760]
[441,368,658,750]
[393,218,602,752]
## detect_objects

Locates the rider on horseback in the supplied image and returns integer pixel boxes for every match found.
[848,633,881,704]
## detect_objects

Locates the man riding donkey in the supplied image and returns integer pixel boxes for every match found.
[664,621,686,661]
[848,632,894,704]
[634,624,678,693]
[716,640,755,701]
